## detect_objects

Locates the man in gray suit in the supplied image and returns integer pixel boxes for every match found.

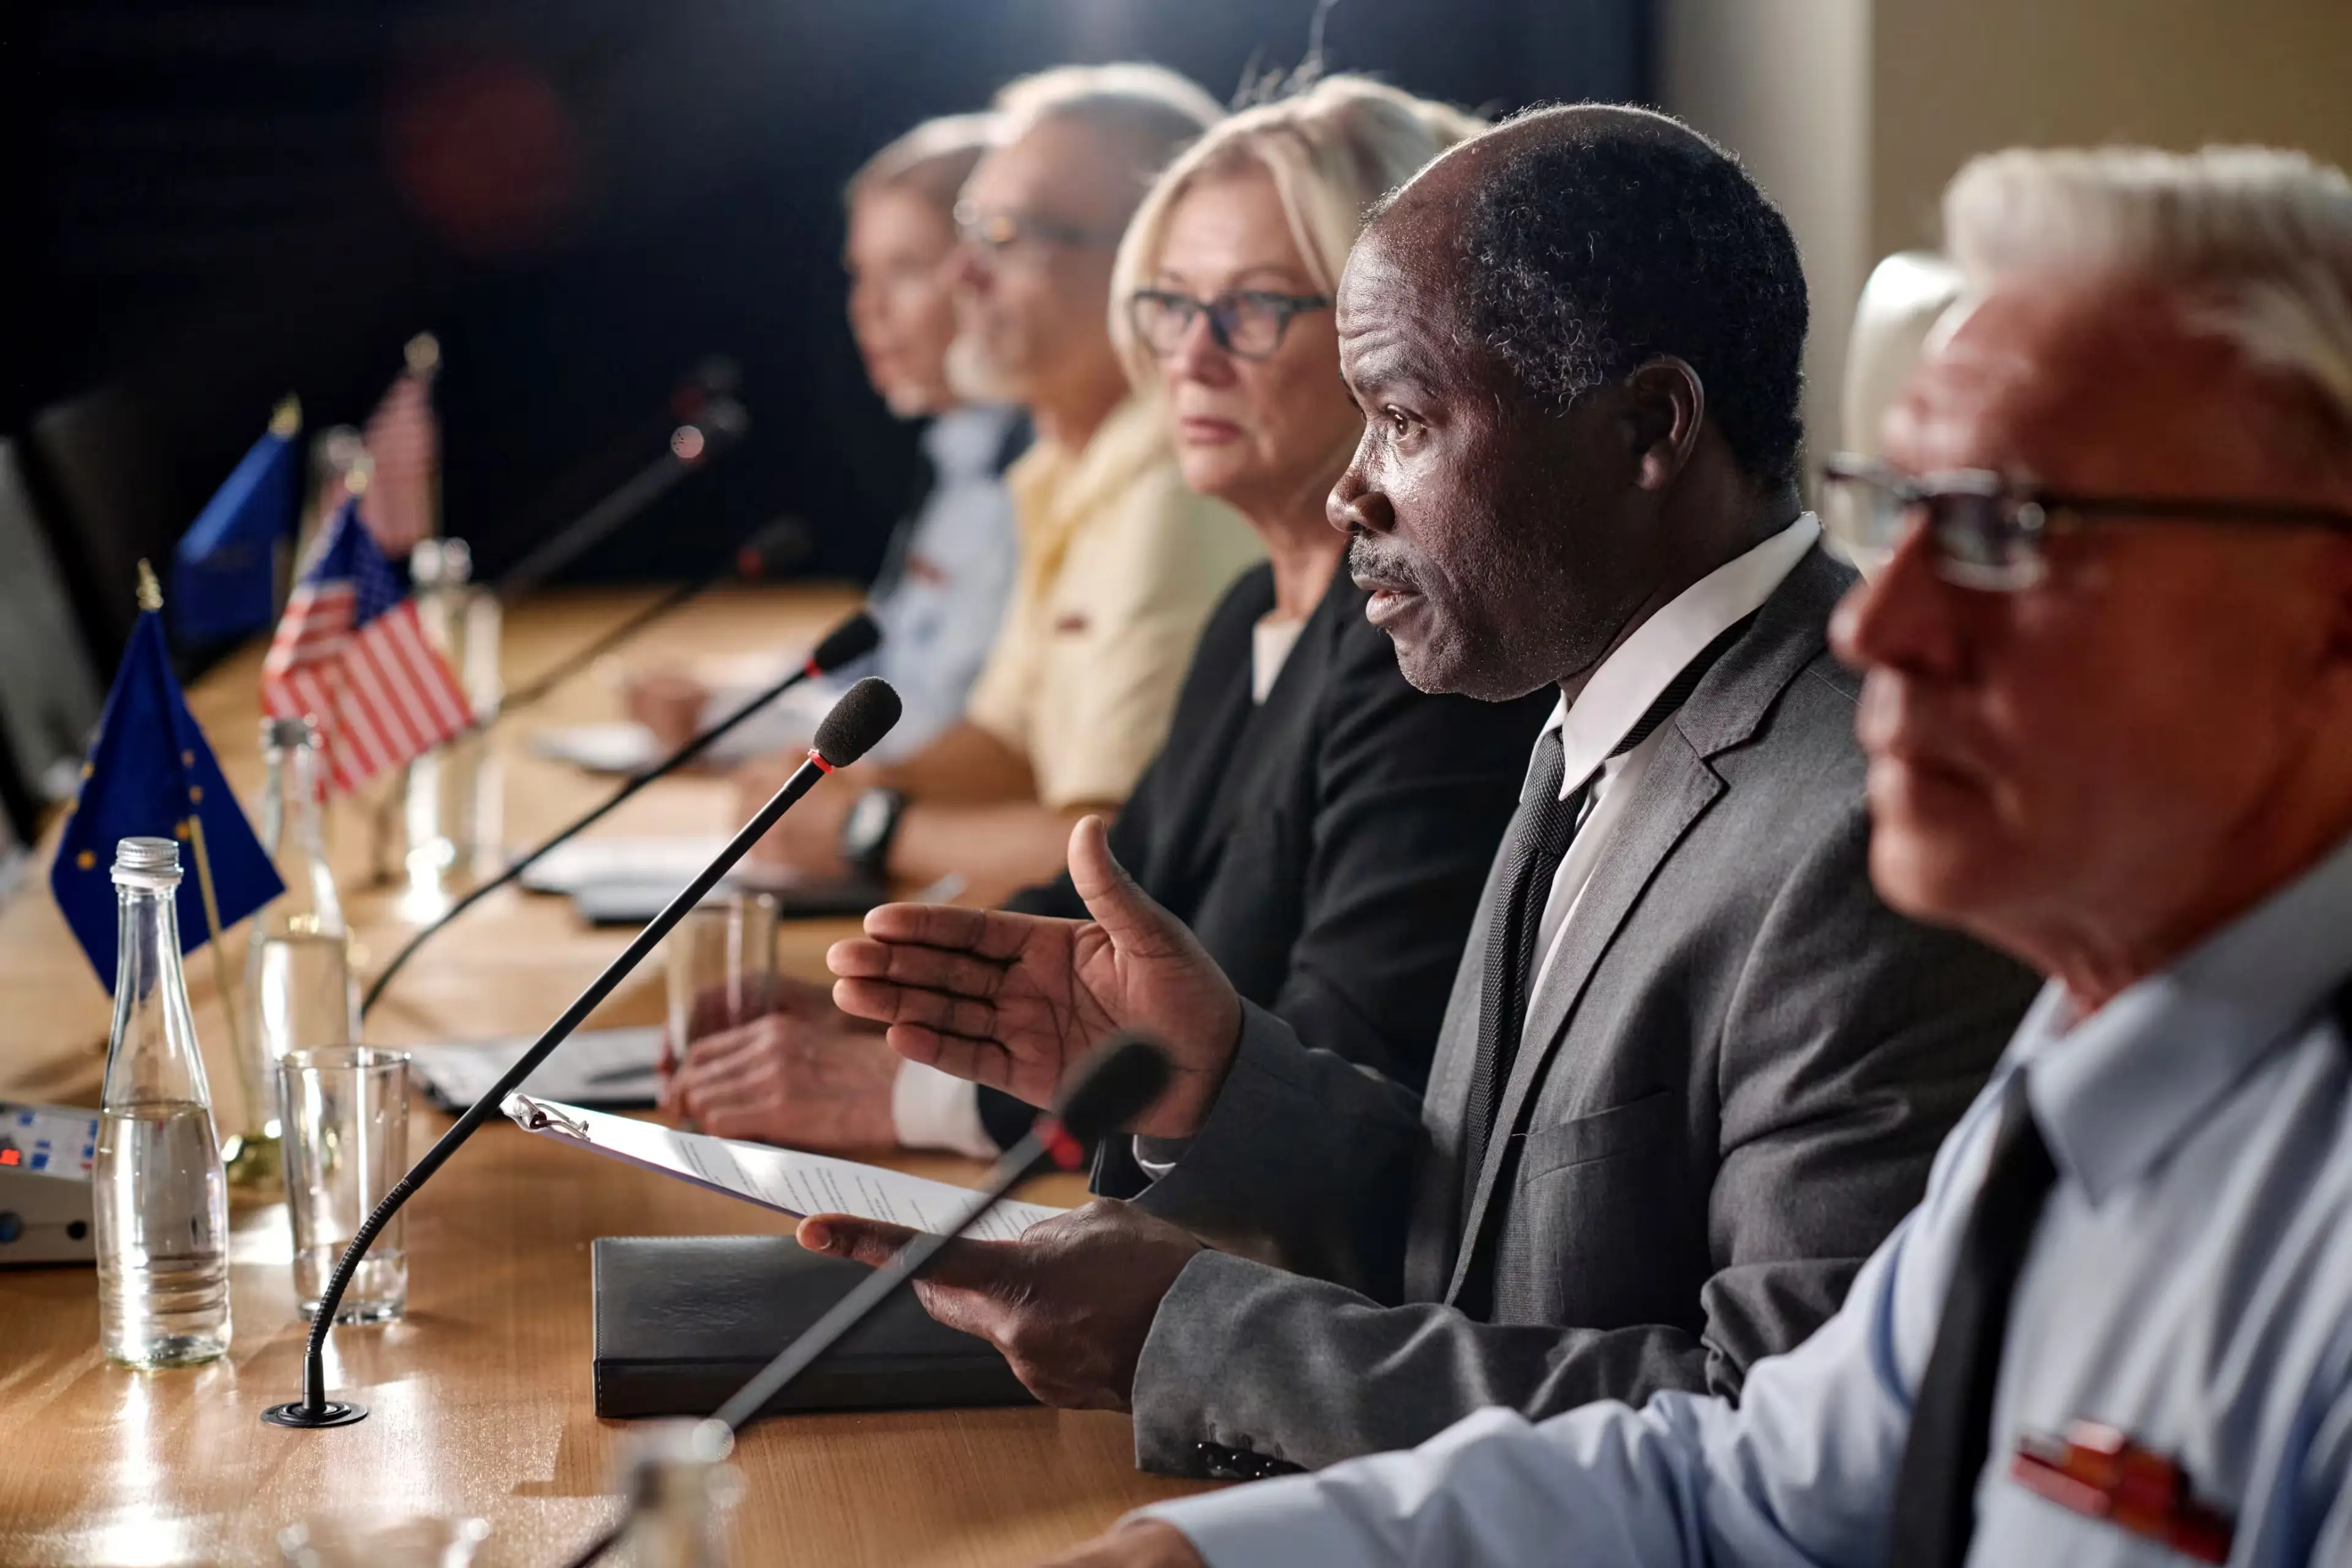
[807,106,2038,1483]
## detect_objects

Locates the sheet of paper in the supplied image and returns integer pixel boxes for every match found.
[514,835,733,895]
[527,722,663,776]
[409,1027,664,1110]
[502,1095,1063,1242]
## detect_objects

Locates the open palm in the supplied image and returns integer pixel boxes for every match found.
[827,818,1240,1139]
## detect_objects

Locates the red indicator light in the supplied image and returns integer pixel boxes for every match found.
[0,1149,17,1166]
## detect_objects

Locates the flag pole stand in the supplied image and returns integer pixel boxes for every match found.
[137,560,276,1188]
[189,814,278,1188]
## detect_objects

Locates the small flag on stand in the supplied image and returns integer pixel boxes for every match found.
[170,398,303,645]
[358,333,440,559]
[51,575,284,990]
[262,497,472,794]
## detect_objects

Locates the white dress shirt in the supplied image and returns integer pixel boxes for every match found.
[1139,754,2352,1568]
[1522,513,1819,1036]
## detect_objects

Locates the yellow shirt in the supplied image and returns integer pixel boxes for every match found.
[965,397,1263,809]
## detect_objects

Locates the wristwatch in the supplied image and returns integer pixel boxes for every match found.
[839,787,907,877]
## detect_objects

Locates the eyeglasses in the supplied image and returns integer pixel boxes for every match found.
[1819,453,2352,590]
[1127,288,1333,361]
[954,202,1123,259]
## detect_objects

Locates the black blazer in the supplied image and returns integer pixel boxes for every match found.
[974,560,1553,1149]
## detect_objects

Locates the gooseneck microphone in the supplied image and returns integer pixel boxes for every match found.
[557,1035,1175,1568]
[360,610,881,1015]
[491,514,813,721]
[265,678,902,1431]
[494,398,750,601]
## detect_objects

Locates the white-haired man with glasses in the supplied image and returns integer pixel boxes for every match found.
[1041,143,2352,1568]
[738,65,1264,916]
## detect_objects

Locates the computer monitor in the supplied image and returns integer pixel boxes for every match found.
[0,440,104,832]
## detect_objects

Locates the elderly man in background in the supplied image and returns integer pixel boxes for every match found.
[627,113,1025,765]
[1057,143,2352,1568]
[742,64,1263,900]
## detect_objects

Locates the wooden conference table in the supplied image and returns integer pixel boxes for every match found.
[0,586,1210,1566]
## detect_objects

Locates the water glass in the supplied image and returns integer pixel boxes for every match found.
[665,893,780,1053]
[279,1047,412,1324]
[279,1513,489,1568]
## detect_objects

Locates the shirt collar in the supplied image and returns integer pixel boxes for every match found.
[922,404,1020,479]
[1539,514,1820,798]
[2008,827,2352,1207]
[1005,396,1166,542]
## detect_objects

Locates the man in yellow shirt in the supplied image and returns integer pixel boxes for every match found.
[747,64,1262,898]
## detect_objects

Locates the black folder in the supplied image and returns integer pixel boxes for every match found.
[590,1235,1036,1419]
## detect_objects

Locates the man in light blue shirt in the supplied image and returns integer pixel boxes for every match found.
[1043,145,2352,1568]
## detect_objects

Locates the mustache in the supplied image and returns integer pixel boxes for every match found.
[1347,534,1427,594]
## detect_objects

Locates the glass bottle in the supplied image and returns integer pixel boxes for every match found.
[404,538,503,888]
[236,717,356,1177]
[96,835,233,1367]
[612,1420,740,1568]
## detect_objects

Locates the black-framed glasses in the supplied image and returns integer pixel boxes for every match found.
[1127,288,1333,361]
[954,201,1123,259]
[1819,452,2352,590]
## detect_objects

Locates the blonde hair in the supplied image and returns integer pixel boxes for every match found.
[846,113,998,217]
[1943,145,2352,444]
[1109,75,1483,388]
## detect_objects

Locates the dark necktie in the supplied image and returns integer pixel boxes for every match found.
[1885,1069,2059,1567]
[1458,612,1758,1207]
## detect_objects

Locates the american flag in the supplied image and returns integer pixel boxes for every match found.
[262,499,472,794]
[358,338,439,557]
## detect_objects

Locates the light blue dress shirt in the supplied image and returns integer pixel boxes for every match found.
[1143,830,2352,1567]
[704,402,1020,765]
[857,403,1021,761]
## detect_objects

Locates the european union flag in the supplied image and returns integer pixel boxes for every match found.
[171,399,301,646]
[50,607,284,990]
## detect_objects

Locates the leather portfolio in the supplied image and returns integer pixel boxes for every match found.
[590,1235,1035,1418]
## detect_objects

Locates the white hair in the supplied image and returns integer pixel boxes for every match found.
[990,64,1223,214]
[1943,145,2352,447]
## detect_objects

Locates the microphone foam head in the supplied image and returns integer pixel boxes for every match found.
[808,611,882,673]
[1052,1035,1173,1144]
[812,677,901,769]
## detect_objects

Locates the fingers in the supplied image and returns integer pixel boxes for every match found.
[882,1023,1023,1097]
[1066,816,1181,956]
[827,935,1011,999]
[831,976,1003,1040]
[797,1213,918,1266]
[853,902,1036,962]
[797,1216,1010,1296]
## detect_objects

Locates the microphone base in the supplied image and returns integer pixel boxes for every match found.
[262,1398,369,1429]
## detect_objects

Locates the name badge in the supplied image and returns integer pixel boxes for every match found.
[2010,1420,2232,1563]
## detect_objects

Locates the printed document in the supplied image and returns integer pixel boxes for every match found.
[502,1095,1063,1242]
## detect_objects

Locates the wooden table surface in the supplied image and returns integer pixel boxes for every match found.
[0,585,1208,1566]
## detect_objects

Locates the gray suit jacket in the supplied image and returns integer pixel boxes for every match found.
[1114,547,2040,1477]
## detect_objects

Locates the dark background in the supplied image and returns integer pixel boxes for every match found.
[2,0,1647,683]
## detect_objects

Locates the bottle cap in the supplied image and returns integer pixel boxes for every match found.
[111,836,183,886]
[261,715,321,752]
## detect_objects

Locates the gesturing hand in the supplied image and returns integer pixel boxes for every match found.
[827,816,1242,1140]
[797,1199,1202,1411]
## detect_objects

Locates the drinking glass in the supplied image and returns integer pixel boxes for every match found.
[279,1047,412,1324]
[665,893,780,1054]
[279,1513,489,1568]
